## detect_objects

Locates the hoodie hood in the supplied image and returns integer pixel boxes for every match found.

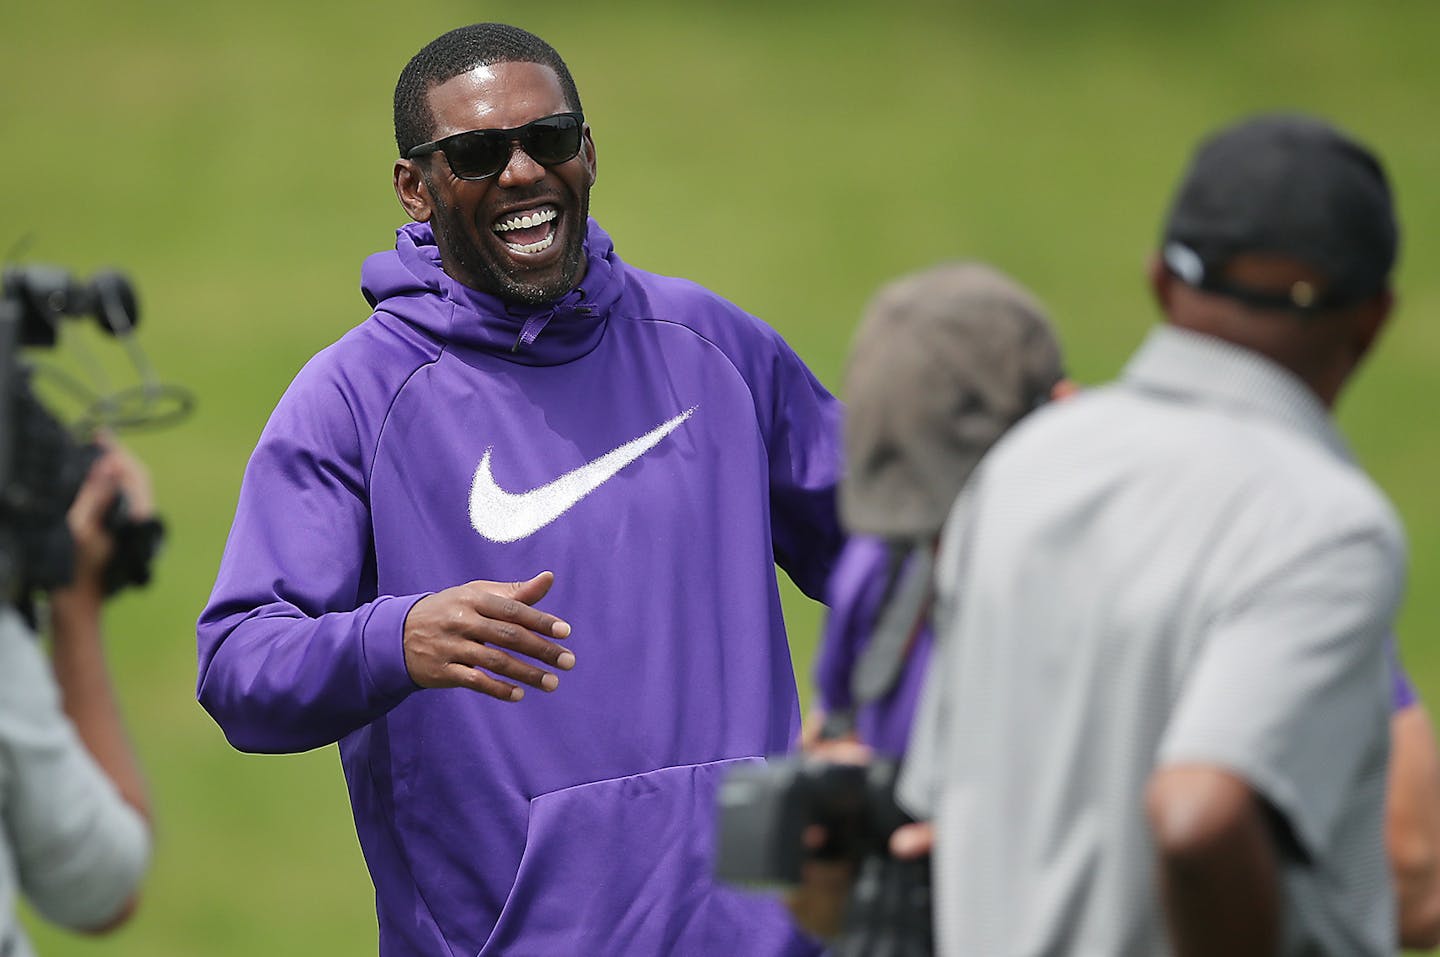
[360,218,624,366]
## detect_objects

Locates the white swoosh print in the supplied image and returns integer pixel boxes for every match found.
[468,407,697,543]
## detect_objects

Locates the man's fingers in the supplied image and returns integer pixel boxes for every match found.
[488,570,561,620]
[446,639,562,692]
[889,822,934,860]
[508,569,554,602]
[403,580,575,695]
[108,445,155,518]
[467,581,573,645]
[471,617,575,671]
[441,662,525,702]
[68,460,119,530]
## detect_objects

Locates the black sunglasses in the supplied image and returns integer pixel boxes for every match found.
[405,112,585,181]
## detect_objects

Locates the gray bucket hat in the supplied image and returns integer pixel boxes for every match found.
[840,261,1064,539]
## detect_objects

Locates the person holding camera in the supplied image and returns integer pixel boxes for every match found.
[813,262,1073,762]
[779,261,1070,954]
[0,437,154,956]
[794,243,1440,957]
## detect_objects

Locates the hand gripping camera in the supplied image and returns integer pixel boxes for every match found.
[0,263,181,604]
[716,755,933,957]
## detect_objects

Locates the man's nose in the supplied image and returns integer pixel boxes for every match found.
[497,142,546,187]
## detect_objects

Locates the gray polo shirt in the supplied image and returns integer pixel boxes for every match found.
[0,607,149,956]
[900,325,1403,956]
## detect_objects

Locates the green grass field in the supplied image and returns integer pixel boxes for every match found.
[5,1,1439,953]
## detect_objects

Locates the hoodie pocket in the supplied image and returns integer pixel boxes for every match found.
[475,756,818,957]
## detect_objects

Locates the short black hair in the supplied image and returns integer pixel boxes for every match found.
[393,23,584,156]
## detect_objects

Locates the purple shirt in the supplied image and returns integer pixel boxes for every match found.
[815,535,933,757]
[196,221,842,956]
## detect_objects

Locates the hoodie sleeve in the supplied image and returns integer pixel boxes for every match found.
[196,350,423,754]
[656,281,845,601]
[762,334,845,601]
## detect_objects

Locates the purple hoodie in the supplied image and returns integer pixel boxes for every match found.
[197,220,842,956]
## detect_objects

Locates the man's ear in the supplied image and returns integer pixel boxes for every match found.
[1348,288,1394,364]
[579,126,597,188]
[394,159,434,223]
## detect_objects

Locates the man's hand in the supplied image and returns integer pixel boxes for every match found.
[782,723,877,939]
[68,437,155,579]
[403,572,574,702]
[888,821,934,860]
[59,435,154,607]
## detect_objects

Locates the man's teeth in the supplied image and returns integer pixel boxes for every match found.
[494,208,558,232]
[493,207,557,254]
[506,235,554,254]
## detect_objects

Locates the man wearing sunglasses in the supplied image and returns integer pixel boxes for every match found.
[197,21,842,957]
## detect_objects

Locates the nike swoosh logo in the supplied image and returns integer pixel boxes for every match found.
[469,407,697,543]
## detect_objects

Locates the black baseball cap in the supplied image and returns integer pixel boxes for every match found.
[1161,114,1398,312]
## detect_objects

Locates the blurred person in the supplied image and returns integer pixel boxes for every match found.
[897,114,1407,956]
[811,262,1070,761]
[883,641,1440,951]
[195,21,842,957]
[827,269,1440,956]
[1,439,154,955]
[789,262,1068,954]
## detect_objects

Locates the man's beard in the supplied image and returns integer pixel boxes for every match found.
[429,190,589,305]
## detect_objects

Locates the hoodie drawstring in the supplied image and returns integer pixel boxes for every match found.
[509,289,597,353]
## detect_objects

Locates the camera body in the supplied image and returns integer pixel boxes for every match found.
[716,755,933,956]
[716,756,908,885]
[0,265,162,603]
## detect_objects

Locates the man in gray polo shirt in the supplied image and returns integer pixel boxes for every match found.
[898,115,1405,955]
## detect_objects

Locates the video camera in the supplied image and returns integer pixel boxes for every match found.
[716,754,932,957]
[0,263,175,606]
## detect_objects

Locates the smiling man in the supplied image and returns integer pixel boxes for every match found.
[196,22,843,957]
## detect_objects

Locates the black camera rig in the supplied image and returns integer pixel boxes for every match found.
[0,263,186,608]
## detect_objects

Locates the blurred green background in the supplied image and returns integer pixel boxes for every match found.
[5,1,1438,953]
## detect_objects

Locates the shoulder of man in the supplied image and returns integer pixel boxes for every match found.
[251,314,444,473]
[615,263,795,352]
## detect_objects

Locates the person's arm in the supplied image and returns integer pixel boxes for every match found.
[1387,702,1440,949]
[1156,516,1403,956]
[0,441,154,933]
[1145,765,1280,957]
[195,375,414,752]
[197,361,572,753]
[759,335,845,601]
[48,440,152,827]
[1,609,150,935]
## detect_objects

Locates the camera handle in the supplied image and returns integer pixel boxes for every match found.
[832,850,934,957]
